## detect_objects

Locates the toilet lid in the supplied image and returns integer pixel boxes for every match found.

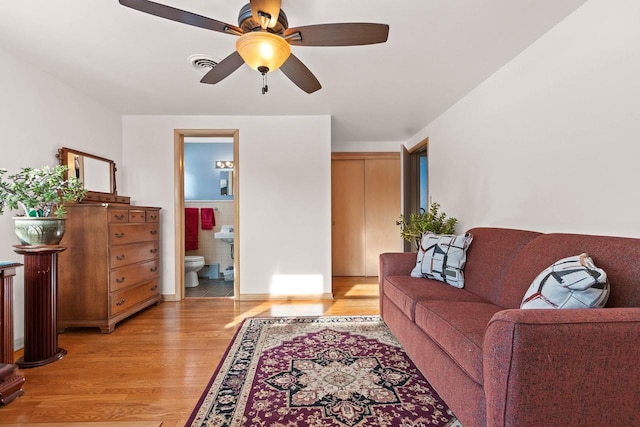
[185,256,205,261]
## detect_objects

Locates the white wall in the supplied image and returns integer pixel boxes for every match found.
[121,115,332,298]
[0,47,122,348]
[408,0,640,238]
[332,140,403,153]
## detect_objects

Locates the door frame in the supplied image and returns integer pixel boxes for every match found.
[173,129,240,300]
[402,137,429,252]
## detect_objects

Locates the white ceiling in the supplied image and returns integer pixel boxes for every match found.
[0,0,587,145]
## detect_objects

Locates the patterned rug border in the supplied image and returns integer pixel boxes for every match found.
[187,315,460,427]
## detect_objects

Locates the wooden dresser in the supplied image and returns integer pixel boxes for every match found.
[58,204,162,333]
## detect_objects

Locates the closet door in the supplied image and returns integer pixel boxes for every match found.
[364,159,402,276]
[331,154,401,277]
[331,159,366,276]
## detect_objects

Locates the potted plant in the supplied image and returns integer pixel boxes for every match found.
[0,165,86,245]
[396,202,457,250]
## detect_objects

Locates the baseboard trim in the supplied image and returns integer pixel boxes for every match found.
[13,336,24,351]
[237,293,334,301]
[163,293,335,301]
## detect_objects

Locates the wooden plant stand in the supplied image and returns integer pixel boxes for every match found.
[0,262,25,404]
[13,245,67,368]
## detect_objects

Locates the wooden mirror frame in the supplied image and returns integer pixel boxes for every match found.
[56,147,129,204]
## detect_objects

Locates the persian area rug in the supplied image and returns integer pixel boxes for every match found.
[187,316,461,427]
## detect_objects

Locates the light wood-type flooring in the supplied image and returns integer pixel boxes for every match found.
[1,277,380,426]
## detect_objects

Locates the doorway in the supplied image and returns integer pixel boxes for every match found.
[173,129,240,300]
[402,138,429,252]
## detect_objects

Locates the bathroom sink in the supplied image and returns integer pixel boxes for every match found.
[214,232,234,243]
[214,225,234,244]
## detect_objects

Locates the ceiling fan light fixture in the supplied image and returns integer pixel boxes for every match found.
[236,31,291,73]
[257,11,271,30]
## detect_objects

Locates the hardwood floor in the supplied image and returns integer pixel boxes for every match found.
[0,277,380,426]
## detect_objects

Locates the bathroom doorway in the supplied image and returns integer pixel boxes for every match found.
[174,129,239,300]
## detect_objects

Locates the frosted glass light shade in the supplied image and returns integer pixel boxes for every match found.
[236,32,291,73]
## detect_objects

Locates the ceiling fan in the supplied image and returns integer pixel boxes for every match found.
[119,0,389,94]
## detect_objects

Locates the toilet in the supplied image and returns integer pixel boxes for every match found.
[184,255,205,288]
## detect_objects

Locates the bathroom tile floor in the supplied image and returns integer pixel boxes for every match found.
[185,278,234,298]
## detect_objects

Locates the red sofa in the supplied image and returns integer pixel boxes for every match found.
[379,227,640,427]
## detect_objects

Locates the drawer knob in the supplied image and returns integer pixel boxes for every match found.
[150,230,158,235]
[114,232,125,238]
[150,248,158,254]
[150,285,158,291]
[115,214,125,220]
[115,298,126,306]
[150,267,158,272]
[116,277,126,284]
[116,254,126,261]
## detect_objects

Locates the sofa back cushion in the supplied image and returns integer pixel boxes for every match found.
[463,227,541,305]
[500,233,640,309]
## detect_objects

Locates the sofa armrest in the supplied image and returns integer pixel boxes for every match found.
[483,308,640,427]
[378,253,416,317]
[379,252,416,281]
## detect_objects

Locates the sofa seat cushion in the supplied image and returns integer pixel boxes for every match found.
[414,300,503,385]
[384,276,487,321]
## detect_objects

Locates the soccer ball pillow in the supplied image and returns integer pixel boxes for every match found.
[411,232,473,289]
[521,253,610,309]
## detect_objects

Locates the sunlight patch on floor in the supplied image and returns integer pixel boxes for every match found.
[224,301,273,329]
[343,283,379,298]
[270,303,326,317]
[270,274,325,296]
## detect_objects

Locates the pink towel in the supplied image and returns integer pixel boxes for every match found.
[185,208,199,250]
[201,208,215,230]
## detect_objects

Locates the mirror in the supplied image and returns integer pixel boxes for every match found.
[57,147,117,199]
[220,171,234,196]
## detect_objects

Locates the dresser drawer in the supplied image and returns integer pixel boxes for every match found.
[110,259,159,292]
[110,279,160,316]
[129,210,146,223]
[83,193,117,203]
[115,195,131,204]
[110,223,160,245]
[109,209,129,223]
[110,241,159,269]
[146,210,160,223]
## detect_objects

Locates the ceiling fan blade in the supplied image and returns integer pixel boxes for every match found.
[200,51,245,85]
[285,23,389,47]
[280,53,321,94]
[119,0,242,35]
[249,0,281,29]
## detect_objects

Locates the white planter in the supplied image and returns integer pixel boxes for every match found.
[13,217,66,246]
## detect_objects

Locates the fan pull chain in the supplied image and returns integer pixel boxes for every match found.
[258,66,269,95]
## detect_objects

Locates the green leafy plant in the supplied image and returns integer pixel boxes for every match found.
[0,165,86,218]
[396,202,457,249]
